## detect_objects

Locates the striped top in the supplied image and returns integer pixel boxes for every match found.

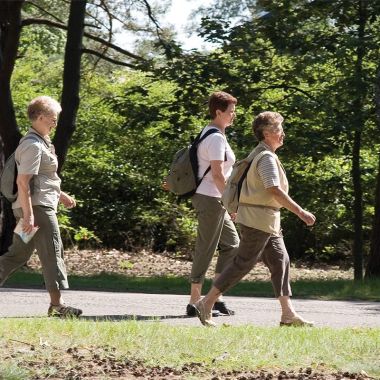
[256,142,280,189]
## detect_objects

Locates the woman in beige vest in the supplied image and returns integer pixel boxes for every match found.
[194,111,316,327]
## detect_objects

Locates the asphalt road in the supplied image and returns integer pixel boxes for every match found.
[0,288,379,328]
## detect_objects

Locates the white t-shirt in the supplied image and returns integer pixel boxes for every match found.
[196,125,236,198]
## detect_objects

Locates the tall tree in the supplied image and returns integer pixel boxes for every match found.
[366,66,380,278]
[0,0,23,156]
[350,0,367,280]
[0,0,168,253]
[247,0,376,280]
[53,0,86,172]
[0,1,24,253]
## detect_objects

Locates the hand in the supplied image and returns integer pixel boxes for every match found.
[60,191,76,209]
[162,178,170,191]
[22,215,35,234]
[298,209,316,226]
[230,212,237,221]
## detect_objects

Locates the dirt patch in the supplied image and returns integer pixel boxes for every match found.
[26,249,354,282]
[4,342,371,380]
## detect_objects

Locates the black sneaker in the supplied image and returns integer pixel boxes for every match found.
[213,301,235,315]
[187,304,220,317]
[186,304,197,316]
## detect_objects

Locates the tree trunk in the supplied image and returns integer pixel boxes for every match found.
[352,129,363,280]
[366,67,380,278]
[351,0,367,280]
[0,1,24,254]
[53,0,86,173]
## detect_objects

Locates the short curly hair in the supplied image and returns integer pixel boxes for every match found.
[252,111,284,141]
[27,96,62,121]
[208,91,237,119]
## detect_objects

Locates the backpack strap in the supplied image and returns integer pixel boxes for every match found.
[251,150,276,169]
[195,128,224,182]
[237,150,278,209]
[21,132,50,149]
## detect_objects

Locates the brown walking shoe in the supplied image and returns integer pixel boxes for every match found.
[280,314,314,327]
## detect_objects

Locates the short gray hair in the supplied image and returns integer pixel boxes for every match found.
[252,111,284,141]
[27,96,62,121]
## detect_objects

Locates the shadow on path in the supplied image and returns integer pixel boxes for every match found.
[79,314,192,321]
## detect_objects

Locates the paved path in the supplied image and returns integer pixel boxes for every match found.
[0,288,379,328]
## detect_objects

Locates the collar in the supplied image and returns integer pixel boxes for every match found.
[28,127,51,144]
[258,141,275,153]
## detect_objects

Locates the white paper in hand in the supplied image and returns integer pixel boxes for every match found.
[14,219,39,244]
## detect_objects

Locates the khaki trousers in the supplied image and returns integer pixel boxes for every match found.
[190,193,240,283]
[213,224,292,297]
[0,206,68,291]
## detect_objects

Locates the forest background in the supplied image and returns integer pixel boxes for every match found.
[1,0,380,281]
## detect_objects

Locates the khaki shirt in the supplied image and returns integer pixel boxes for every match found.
[13,128,61,212]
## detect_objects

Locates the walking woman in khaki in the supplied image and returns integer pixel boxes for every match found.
[186,91,240,317]
[0,96,82,317]
[194,111,316,327]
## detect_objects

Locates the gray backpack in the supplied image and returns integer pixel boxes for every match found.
[0,133,48,203]
[166,128,221,197]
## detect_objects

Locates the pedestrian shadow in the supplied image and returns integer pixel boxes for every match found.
[79,314,195,322]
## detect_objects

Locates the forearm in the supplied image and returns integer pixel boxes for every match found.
[213,173,226,194]
[210,160,225,195]
[16,177,33,220]
[266,186,315,226]
[269,187,302,217]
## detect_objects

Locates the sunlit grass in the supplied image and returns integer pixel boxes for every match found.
[6,271,380,301]
[0,319,379,379]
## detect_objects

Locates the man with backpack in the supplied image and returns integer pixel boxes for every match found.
[184,91,240,317]
[194,111,316,327]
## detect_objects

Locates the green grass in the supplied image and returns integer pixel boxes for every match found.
[0,319,379,379]
[5,271,380,301]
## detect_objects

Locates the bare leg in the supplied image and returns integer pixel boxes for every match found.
[49,289,63,306]
[193,286,221,326]
[213,273,224,302]
[278,296,296,318]
[189,274,225,304]
[202,285,222,310]
[189,283,202,304]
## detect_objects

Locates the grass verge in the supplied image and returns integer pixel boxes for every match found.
[0,319,379,379]
[5,271,380,301]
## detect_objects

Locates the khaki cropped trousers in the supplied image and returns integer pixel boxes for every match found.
[214,224,292,297]
[0,205,68,291]
[191,193,240,283]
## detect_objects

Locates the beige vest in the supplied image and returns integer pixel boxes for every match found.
[236,143,288,235]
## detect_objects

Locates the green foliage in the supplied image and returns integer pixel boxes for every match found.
[57,70,198,252]
[8,0,380,265]
[57,205,101,249]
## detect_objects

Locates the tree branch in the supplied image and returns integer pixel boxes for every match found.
[21,17,147,62]
[259,84,317,100]
[25,0,65,24]
[82,48,139,68]
[140,0,177,58]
